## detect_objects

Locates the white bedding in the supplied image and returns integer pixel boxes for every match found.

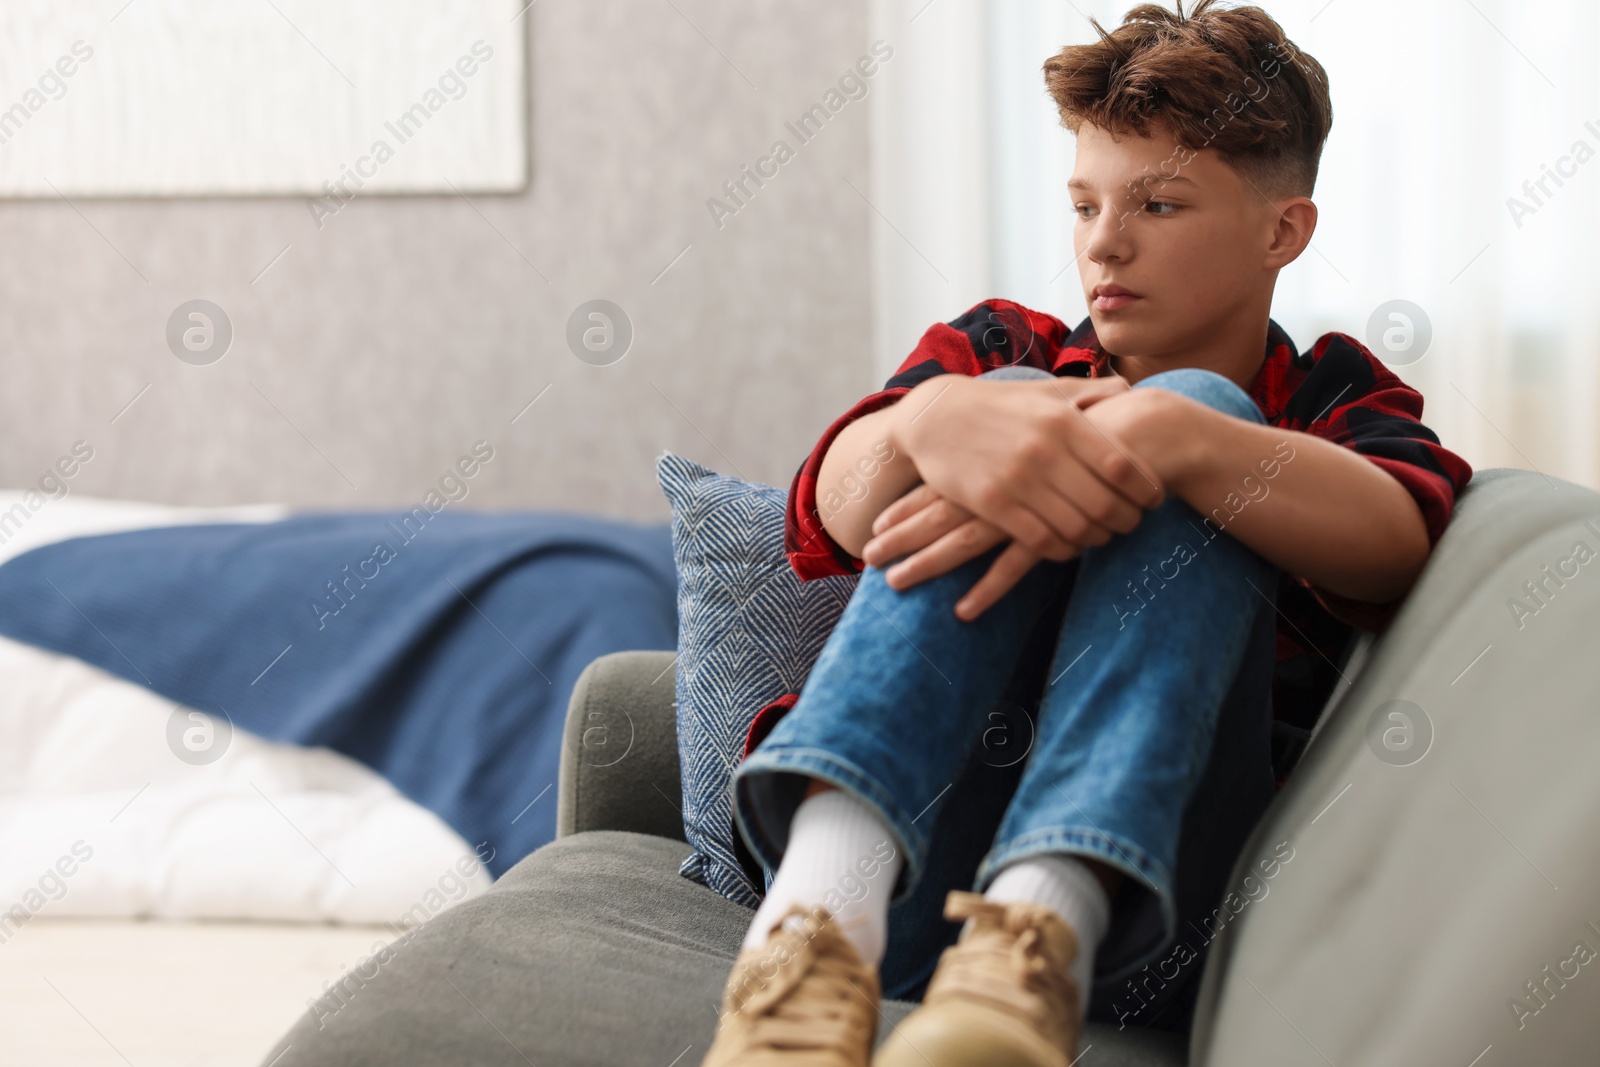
[0,492,493,925]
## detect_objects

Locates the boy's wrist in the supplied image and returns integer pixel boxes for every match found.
[885,374,963,464]
[1095,388,1212,495]
[1149,391,1214,493]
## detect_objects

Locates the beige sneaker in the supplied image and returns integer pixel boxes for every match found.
[872,891,1082,1067]
[702,905,879,1067]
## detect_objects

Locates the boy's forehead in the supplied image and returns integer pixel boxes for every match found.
[1069,122,1225,192]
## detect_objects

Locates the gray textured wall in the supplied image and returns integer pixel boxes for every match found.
[0,1,874,519]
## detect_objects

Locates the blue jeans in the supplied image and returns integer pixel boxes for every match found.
[732,367,1282,1031]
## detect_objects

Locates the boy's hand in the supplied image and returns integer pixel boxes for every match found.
[868,387,1195,619]
[883,374,1168,558]
[886,374,1166,565]
[863,484,1037,620]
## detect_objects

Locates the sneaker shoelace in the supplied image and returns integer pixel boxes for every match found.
[929,894,1079,1038]
[724,909,876,1053]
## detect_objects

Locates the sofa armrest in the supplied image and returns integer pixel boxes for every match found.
[557,650,686,842]
[1191,468,1600,1064]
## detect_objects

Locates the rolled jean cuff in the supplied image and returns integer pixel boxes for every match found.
[733,746,929,902]
[975,827,1178,984]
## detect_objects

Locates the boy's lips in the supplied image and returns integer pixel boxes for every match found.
[1092,284,1142,312]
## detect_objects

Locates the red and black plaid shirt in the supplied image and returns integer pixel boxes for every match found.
[755,299,1474,775]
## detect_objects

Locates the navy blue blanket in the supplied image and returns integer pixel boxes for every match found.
[0,510,678,876]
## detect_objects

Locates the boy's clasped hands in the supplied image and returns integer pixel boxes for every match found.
[861,371,1202,621]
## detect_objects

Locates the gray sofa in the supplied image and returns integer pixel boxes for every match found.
[265,467,1600,1066]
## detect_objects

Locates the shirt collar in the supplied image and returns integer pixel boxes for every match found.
[1051,316,1304,421]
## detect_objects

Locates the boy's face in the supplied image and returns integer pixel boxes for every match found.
[1069,120,1298,360]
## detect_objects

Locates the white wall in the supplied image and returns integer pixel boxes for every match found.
[0,1,525,197]
[0,1,876,514]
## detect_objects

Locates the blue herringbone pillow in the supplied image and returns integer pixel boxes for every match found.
[656,452,859,907]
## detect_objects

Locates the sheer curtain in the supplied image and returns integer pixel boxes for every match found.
[868,0,1600,489]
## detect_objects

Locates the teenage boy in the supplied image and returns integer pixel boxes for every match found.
[702,2,1472,1064]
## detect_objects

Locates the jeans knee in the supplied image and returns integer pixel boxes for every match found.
[1132,368,1262,424]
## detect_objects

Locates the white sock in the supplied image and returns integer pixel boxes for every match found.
[984,854,1111,1010]
[742,788,904,966]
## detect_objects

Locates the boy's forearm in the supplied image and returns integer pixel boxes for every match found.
[1162,398,1432,604]
[814,398,924,559]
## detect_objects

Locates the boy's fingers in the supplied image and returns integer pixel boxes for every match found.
[882,519,1007,591]
[1098,429,1167,511]
[954,541,1050,621]
[1033,375,1126,412]
[1062,378,1129,408]
[863,496,969,567]
[977,494,1077,561]
[1060,411,1166,511]
[1009,463,1131,551]
[872,482,939,535]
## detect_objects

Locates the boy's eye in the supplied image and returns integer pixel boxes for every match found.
[1074,201,1178,219]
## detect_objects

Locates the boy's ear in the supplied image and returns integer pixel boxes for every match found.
[1265,197,1318,269]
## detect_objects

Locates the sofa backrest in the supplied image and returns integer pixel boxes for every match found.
[1191,468,1600,1065]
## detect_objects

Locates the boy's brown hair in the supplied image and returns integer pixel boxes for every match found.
[1043,0,1333,201]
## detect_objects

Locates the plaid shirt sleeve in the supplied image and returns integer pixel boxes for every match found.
[783,300,1069,581]
[1275,332,1474,631]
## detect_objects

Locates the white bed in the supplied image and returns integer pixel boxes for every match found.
[0,917,393,1067]
[0,492,497,1064]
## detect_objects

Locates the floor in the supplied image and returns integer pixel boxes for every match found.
[0,918,392,1066]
